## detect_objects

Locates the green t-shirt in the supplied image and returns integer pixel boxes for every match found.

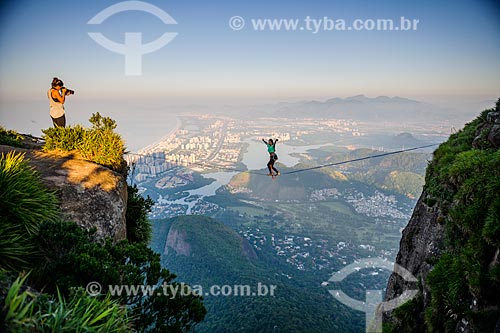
[267,143,275,153]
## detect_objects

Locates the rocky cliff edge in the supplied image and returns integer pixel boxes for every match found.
[0,145,127,241]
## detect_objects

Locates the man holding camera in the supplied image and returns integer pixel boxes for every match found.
[47,77,74,127]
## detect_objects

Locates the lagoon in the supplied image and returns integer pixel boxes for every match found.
[241,138,334,170]
[158,139,334,215]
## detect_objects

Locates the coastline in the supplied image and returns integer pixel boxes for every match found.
[138,116,182,153]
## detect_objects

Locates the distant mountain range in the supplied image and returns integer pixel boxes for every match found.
[201,94,478,125]
[271,95,450,123]
[167,95,493,127]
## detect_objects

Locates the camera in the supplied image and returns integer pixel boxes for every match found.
[63,87,75,96]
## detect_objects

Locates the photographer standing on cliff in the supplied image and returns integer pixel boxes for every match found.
[47,77,74,127]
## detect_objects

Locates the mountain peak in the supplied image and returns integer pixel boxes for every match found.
[345,94,370,103]
[161,215,257,261]
[324,95,421,105]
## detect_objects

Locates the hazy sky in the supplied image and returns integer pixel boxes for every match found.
[1,0,499,105]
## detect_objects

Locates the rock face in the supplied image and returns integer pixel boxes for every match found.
[162,215,257,260]
[165,226,191,256]
[472,103,500,148]
[241,237,258,260]
[0,146,127,241]
[36,152,127,242]
[164,219,257,260]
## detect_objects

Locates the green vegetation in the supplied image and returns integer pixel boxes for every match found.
[163,216,254,269]
[141,136,422,332]
[389,108,500,332]
[126,184,155,243]
[0,152,58,271]
[217,169,412,246]
[226,205,267,217]
[152,216,364,333]
[318,201,355,217]
[306,147,430,198]
[424,111,488,202]
[2,274,131,332]
[0,134,206,332]
[0,151,131,332]
[0,126,24,147]
[350,153,428,198]
[383,171,424,199]
[384,293,424,333]
[29,219,206,332]
[42,113,126,172]
[425,129,500,331]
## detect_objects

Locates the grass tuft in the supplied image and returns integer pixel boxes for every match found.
[0,126,24,148]
[42,112,126,172]
[0,152,59,271]
[2,274,132,332]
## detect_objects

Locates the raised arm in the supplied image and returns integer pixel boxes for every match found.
[262,138,267,144]
[51,89,66,103]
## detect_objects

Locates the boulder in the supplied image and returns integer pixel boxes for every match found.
[0,145,127,241]
[488,124,500,147]
[473,110,500,148]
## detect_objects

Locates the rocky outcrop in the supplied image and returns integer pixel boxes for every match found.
[241,237,258,259]
[472,101,500,148]
[164,221,257,260]
[384,191,446,327]
[165,226,191,256]
[0,146,127,241]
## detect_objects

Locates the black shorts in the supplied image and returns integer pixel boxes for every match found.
[51,114,66,128]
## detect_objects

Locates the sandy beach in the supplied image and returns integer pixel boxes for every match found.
[137,116,182,153]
